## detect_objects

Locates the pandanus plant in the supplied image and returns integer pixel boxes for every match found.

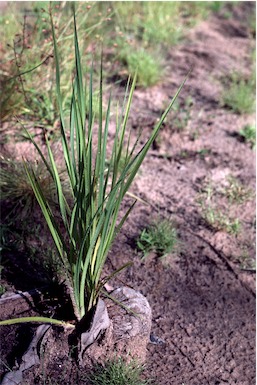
[0,5,188,329]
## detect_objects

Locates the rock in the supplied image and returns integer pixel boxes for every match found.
[83,286,152,367]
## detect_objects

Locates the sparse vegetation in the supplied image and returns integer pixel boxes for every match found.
[197,180,243,235]
[170,96,193,131]
[137,217,179,258]
[202,206,241,234]
[223,175,254,204]
[238,248,256,270]
[221,72,255,114]
[88,358,154,385]
[0,1,225,123]
[239,124,256,148]
[119,48,162,87]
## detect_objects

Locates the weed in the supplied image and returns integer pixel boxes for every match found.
[197,180,242,235]
[221,72,255,114]
[137,218,179,258]
[239,124,256,148]
[210,2,225,13]
[201,205,241,234]
[88,358,154,385]
[223,175,254,204]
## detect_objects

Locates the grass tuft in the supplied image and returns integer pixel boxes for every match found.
[221,72,255,114]
[0,157,60,219]
[239,124,256,148]
[223,175,254,204]
[88,358,154,385]
[137,217,179,259]
[119,48,162,87]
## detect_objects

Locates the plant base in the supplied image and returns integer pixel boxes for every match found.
[2,287,152,384]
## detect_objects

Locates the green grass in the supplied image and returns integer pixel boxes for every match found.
[1,2,228,125]
[239,124,256,148]
[0,2,110,124]
[119,48,162,87]
[202,207,241,235]
[112,2,183,47]
[221,72,256,114]
[137,218,179,258]
[223,175,254,204]
[197,181,242,235]
[88,358,154,385]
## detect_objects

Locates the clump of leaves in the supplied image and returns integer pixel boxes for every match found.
[88,358,154,385]
[137,218,179,258]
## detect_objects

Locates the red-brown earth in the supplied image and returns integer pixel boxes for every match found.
[0,2,256,385]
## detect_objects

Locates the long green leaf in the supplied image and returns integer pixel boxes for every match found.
[0,317,74,329]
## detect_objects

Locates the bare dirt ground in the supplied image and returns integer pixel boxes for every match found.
[107,3,256,384]
[0,2,256,385]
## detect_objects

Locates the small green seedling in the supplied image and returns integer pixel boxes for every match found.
[171,96,193,131]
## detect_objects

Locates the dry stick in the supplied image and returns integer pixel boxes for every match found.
[21,14,27,56]
[13,40,29,105]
